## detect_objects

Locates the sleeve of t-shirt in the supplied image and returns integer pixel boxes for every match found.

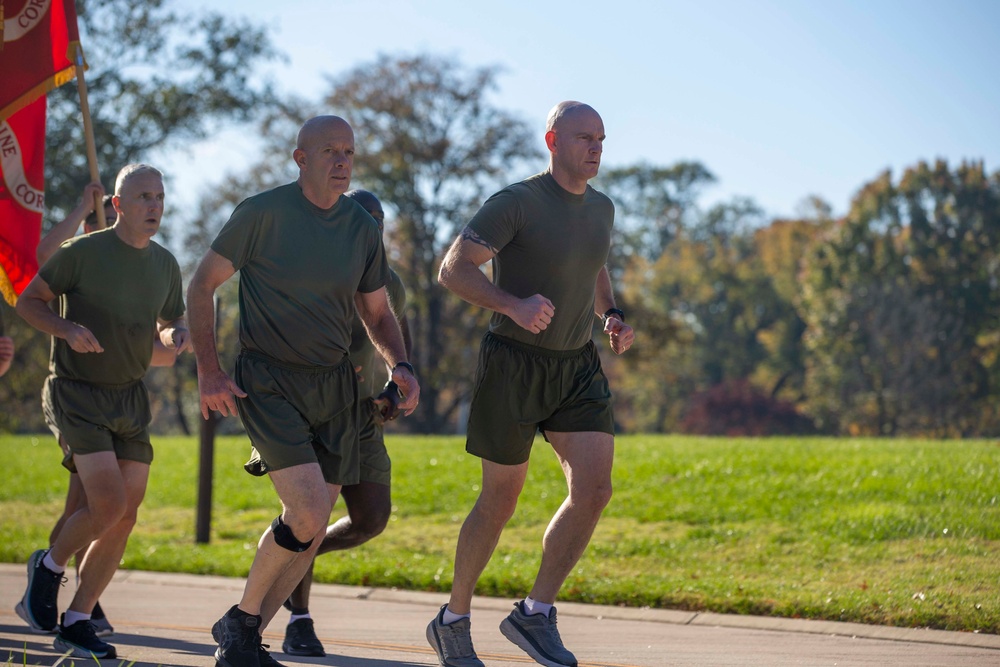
[37,242,81,296]
[158,256,186,322]
[357,229,390,294]
[210,196,264,271]
[466,188,524,252]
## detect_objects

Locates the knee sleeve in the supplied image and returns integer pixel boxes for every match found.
[271,515,314,553]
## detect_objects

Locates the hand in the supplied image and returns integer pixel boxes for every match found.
[62,322,103,354]
[354,364,363,383]
[509,294,555,334]
[198,367,247,419]
[0,336,13,377]
[0,336,13,362]
[81,181,106,214]
[390,365,420,417]
[373,380,402,422]
[604,316,634,355]
[163,327,192,354]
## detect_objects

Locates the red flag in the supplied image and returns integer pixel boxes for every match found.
[0,0,82,121]
[0,97,46,304]
[0,0,83,304]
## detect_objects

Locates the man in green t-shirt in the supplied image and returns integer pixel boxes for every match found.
[427,102,635,667]
[15,164,188,661]
[187,116,419,667]
[275,188,413,658]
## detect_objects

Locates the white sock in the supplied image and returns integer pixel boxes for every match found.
[288,613,311,624]
[63,610,91,627]
[523,597,552,617]
[442,607,470,625]
[42,551,65,574]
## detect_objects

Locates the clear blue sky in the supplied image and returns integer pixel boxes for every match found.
[166,0,1000,221]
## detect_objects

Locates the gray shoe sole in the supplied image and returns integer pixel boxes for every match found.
[499,617,576,667]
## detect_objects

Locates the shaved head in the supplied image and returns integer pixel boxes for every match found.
[545,101,600,133]
[296,115,352,151]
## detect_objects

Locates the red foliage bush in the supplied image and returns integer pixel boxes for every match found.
[679,379,816,436]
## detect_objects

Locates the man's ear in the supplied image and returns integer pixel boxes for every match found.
[544,130,557,152]
[292,148,306,168]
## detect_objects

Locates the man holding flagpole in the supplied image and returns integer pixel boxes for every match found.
[15,163,188,659]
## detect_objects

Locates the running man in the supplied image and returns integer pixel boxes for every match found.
[276,188,413,657]
[29,182,182,638]
[427,101,634,667]
[187,116,419,667]
[15,164,188,660]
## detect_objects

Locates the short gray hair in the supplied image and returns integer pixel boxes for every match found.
[115,163,163,195]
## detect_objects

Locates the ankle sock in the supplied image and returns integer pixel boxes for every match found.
[42,551,65,574]
[63,610,91,627]
[288,613,312,624]
[441,607,470,625]
[523,597,552,616]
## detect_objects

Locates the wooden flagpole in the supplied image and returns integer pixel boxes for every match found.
[72,43,106,228]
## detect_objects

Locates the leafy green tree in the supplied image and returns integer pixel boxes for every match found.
[0,0,279,433]
[802,160,1000,436]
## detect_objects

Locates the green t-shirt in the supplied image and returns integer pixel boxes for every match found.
[212,183,390,366]
[468,171,615,350]
[349,268,407,398]
[40,227,185,384]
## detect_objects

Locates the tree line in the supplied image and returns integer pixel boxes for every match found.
[3,1,998,438]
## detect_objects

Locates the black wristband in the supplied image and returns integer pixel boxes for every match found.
[393,361,415,376]
[603,307,625,323]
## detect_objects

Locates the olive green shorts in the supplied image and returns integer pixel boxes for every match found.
[465,332,614,465]
[42,375,153,473]
[236,350,361,486]
[358,397,392,486]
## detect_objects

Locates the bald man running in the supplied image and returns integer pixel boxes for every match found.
[427,101,634,667]
[187,116,420,667]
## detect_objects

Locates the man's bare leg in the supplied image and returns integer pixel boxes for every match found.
[528,431,614,604]
[447,459,529,614]
[237,463,333,617]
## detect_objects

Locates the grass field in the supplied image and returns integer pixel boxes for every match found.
[1,433,997,634]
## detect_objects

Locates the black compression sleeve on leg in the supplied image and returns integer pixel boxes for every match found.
[271,515,314,552]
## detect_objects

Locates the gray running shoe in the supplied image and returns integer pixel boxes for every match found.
[91,600,114,637]
[499,601,578,667]
[282,618,325,656]
[425,604,484,667]
[16,549,64,633]
[53,615,117,659]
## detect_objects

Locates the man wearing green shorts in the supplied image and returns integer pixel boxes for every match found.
[187,116,419,667]
[275,188,413,657]
[428,101,635,667]
[15,164,188,660]
[33,182,183,638]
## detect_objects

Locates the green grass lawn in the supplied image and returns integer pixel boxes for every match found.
[1,433,997,634]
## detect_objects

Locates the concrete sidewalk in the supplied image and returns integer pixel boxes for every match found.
[1,563,997,666]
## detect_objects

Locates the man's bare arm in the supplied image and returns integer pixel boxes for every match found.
[438,227,554,334]
[187,249,245,418]
[37,182,106,265]
[15,275,103,353]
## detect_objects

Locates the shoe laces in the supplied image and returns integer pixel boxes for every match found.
[441,621,476,658]
[71,619,101,645]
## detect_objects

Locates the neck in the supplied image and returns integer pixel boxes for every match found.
[113,222,152,249]
[548,164,588,195]
[298,178,340,209]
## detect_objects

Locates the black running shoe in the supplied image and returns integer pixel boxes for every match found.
[258,643,286,667]
[53,615,117,659]
[91,600,114,637]
[16,549,64,633]
[282,617,325,656]
[214,605,263,667]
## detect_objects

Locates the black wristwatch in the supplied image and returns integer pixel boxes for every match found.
[602,307,625,323]
[393,361,416,376]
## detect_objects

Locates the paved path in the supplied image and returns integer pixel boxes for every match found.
[1,564,997,666]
